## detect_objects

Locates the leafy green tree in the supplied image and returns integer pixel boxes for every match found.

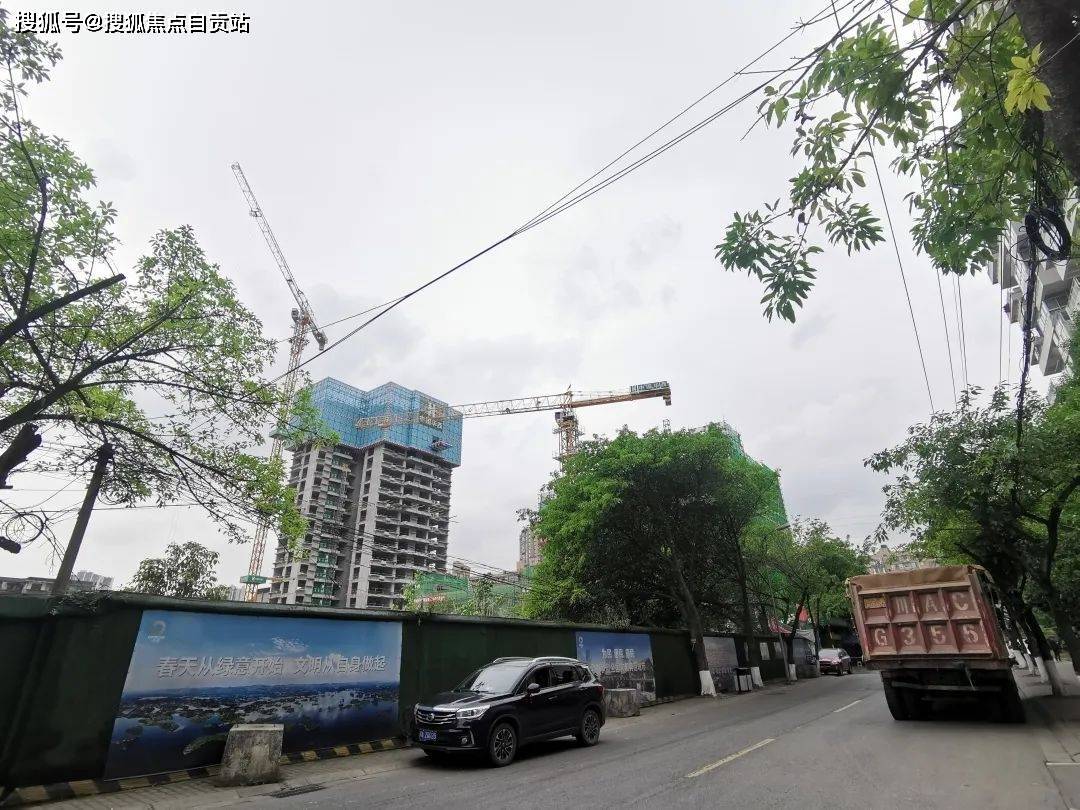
[524,425,783,695]
[867,384,1080,692]
[0,14,335,550]
[715,0,1079,321]
[126,541,229,600]
[753,519,867,659]
[403,575,523,618]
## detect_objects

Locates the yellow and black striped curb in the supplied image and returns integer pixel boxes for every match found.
[2,737,407,806]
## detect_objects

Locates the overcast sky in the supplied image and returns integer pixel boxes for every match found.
[5,0,1043,587]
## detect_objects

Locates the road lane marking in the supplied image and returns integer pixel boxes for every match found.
[686,738,775,778]
[833,699,863,713]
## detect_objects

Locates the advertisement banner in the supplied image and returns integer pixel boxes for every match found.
[703,636,739,692]
[104,610,402,780]
[574,631,656,702]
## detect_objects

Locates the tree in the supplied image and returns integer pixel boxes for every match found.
[524,425,784,695]
[403,575,524,618]
[867,384,1080,692]
[752,519,866,662]
[0,15,335,552]
[715,0,1079,322]
[126,541,229,600]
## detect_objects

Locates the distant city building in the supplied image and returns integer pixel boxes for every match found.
[987,205,1078,395]
[269,378,460,610]
[225,585,246,602]
[518,525,543,572]
[0,576,95,597]
[73,570,114,590]
[867,544,937,575]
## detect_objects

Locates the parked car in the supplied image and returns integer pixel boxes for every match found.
[818,647,852,675]
[412,655,606,767]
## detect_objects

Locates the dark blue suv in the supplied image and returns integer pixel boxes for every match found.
[412,656,606,766]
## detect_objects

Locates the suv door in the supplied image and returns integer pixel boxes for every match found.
[546,664,584,733]
[517,665,553,740]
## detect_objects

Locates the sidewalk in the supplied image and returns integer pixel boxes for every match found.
[1014,661,1080,810]
[7,745,419,810]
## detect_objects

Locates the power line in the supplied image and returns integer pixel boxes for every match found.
[282,1,886,380]
[868,145,936,413]
[953,276,970,387]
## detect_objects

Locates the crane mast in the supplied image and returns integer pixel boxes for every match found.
[231,162,328,600]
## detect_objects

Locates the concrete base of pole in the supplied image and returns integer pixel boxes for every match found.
[698,670,717,696]
[787,663,798,682]
[215,724,283,787]
[604,688,641,717]
[1036,656,1049,684]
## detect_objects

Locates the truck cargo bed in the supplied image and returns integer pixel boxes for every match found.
[847,565,1009,668]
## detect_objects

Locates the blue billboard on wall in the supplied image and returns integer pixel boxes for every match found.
[103,611,402,780]
[574,631,656,703]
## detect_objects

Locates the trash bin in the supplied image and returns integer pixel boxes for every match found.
[734,666,753,694]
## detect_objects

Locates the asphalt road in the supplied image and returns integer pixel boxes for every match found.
[270,671,1067,810]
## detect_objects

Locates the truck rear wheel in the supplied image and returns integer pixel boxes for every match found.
[883,682,909,720]
[902,689,927,720]
[998,679,1025,723]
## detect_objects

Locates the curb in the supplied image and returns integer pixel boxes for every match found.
[1,737,407,807]
[642,694,694,708]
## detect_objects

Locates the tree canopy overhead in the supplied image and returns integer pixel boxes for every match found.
[715,0,1080,322]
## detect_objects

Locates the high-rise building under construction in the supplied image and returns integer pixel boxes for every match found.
[268,378,462,609]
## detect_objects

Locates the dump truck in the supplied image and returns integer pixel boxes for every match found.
[847,564,1024,722]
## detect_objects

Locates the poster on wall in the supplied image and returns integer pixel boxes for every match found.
[574,631,656,703]
[703,636,739,692]
[103,610,402,780]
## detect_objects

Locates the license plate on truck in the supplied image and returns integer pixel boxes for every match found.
[418,729,437,742]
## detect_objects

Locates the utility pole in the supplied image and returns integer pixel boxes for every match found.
[53,442,113,595]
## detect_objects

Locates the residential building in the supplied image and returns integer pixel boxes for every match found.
[988,207,1079,389]
[72,570,114,590]
[269,378,462,610]
[518,525,543,572]
[0,576,95,596]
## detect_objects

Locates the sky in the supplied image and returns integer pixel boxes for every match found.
[4,0,1045,588]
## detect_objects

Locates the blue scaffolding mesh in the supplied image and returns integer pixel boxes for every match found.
[309,378,463,467]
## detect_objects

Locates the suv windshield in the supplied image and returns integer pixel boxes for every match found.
[819,649,841,660]
[455,661,530,694]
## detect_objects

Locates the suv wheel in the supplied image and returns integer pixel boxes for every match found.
[576,708,601,746]
[488,722,517,767]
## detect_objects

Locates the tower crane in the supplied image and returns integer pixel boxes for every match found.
[231,162,327,600]
[355,381,672,461]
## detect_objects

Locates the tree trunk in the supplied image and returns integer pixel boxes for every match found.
[1049,602,1080,675]
[670,556,715,696]
[1012,0,1080,187]
[734,547,763,686]
[1023,604,1065,696]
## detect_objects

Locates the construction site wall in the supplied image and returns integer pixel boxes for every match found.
[0,593,784,790]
